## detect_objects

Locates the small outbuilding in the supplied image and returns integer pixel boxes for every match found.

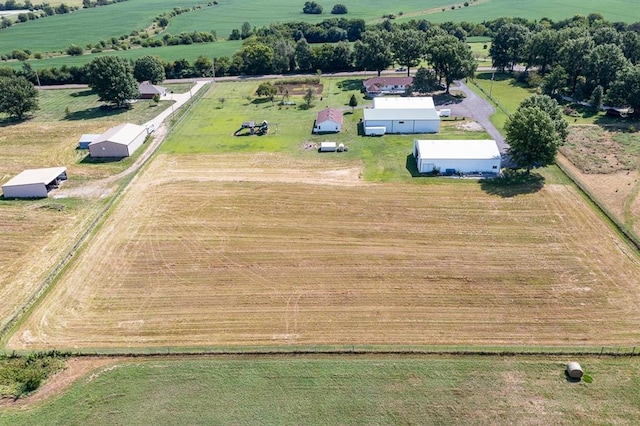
[2,167,67,198]
[413,139,501,174]
[313,108,343,133]
[78,134,100,149]
[89,123,147,158]
[364,97,440,134]
[138,81,167,99]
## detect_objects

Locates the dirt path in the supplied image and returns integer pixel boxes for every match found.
[55,80,209,199]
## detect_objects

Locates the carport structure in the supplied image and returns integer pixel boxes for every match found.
[2,167,67,198]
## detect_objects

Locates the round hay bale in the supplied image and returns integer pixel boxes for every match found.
[566,362,583,379]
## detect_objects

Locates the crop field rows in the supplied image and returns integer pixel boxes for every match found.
[9,153,640,350]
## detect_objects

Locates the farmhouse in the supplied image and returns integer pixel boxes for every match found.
[363,76,413,97]
[138,81,167,99]
[363,97,440,135]
[78,133,100,149]
[2,167,67,198]
[413,139,501,174]
[89,123,147,158]
[313,107,343,133]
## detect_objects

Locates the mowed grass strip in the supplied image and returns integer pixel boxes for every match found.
[2,356,640,424]
[9,153,640,349]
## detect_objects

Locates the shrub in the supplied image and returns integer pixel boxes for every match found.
[66,44,83,56]
[331,4,347,14]
[303,1,322,14]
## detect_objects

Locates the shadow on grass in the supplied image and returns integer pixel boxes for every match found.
[479,169,545,197]
[336,79,363,91]
[251,98,271,105]
[70,90,94,97]
[433,92,465,106]
[79,154,125,164]
[0,116,32,127]
[405,154,421,177]
[65,106,129,121]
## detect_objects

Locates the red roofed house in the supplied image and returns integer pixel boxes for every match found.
[138,81,167,99]
[363,76,413,97]
[313,107,343,133]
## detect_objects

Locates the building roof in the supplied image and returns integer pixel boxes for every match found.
[316,107,343,125]
[364,76,413,89]
[90,123,146,147]
[414,139,501,160]
[138,81,167,95]
[364,108,439,121]
[2,167,67,187]
[78,134,101,143]
[373,96,435,110]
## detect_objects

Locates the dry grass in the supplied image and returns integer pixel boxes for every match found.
[9,153,640,350]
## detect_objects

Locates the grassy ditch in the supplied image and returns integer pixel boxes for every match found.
[0,351,67,399]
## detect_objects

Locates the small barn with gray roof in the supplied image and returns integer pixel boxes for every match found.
[89,123,147,158]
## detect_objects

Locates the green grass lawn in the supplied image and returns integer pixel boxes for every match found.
[2,356,640,425]
[162,77,490,182]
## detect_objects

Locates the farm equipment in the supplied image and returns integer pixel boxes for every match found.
[234,120,269,136]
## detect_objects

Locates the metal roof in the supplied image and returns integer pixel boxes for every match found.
[414,139,501,160]
[2,167,67,187]
[373,97,435,110]
[316,107,343,125]
[78,134,101,143]
[364,108,439,121]
[90,123,146,147]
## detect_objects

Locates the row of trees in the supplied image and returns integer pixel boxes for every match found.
[487,19,640,110]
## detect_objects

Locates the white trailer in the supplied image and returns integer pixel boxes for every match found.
[364,126,386,136]
[318,142,337,152]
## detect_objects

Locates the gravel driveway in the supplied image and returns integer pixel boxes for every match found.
[434,80,512,166]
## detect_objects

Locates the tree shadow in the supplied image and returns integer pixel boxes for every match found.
[336,79,363,91]
[70,90,94,97]
[479,169,545,197]
[251,98,271,105]
[0,116,32,127]
[433,92,465,106]
[65,107,128,121]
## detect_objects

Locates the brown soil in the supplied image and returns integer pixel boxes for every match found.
[560,125,637,174]
[275,83,323,96]
[10,153,640,349]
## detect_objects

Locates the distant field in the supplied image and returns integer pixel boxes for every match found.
[3,356,640,424]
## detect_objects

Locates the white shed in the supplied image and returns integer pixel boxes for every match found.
[314,108,343,133]
[413,139,501,174]
[89,123,147,158]
[2,167,67,198]
[363,97,440,134]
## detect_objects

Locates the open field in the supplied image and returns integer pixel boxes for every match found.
[3,355,640,424]
[8,150,640,349]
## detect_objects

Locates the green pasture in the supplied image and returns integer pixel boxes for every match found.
[162,77,489,182]
[424,0,639,24]
[2,356,640,425]
[0,0,204,54]
[0,41,242,71]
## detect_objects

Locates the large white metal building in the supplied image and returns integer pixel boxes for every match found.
[413,139,501,174]
[2,167,67,198]
[363,97,440,135]
[89,123,147,158]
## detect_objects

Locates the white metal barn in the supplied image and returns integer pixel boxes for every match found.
[363,97,440,134]
[89,123,147,158]
[2,167,67,198]
[413,139,501,174]
[314,107,343,133]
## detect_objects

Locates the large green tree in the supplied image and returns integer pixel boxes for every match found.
[391,29,426,76]
[426,34,477,93]
[505,106,562,172]
[133,55,165,84]
[517,94,569,142]
[524,29,562,75]
[294,37,313,71]
[87,56,138,108]
[234,41,274,75]
[606,65,640,111]
[0,75,38,120]
[353,31,393,76]
[559,36,595,94]
[489,23,530,72]
[410,67,439,94]
[585,43,628,92]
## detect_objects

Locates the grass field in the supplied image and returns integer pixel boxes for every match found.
[2,356,640,424]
